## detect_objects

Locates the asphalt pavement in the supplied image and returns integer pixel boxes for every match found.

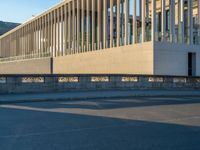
[0,96,200,150]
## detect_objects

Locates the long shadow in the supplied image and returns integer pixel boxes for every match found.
[0,106,200,150]
[13,96,200,110]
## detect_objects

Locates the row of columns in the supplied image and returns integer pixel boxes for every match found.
[160,0,195,44]
[0,0,200,60]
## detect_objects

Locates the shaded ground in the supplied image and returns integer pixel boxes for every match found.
[0,96,200,150]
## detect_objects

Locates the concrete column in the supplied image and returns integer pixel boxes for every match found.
[142,0,146,42]
[57,9,60,56]
[180,0,184,43]
[110,0,113,48]
[61,6,64,56]
[39,18,42,57]
[72,2,75,54]
[23,27,25,57]
[188,0,193,45]
[43,16,45,55]
[151,0,156,42]
[42,16,45,56]
[64,4,67,55]
[47,14,50,56]
[86,0,90,51]
[54,10,57,57]
[103,0,107,48]
[133,0,136,44]
[0,40,1,57]
[25,25,27,57]
[50,12,53,57]
[92,0,96,50]
[26,24,29,58]
[198,0,200,43]
[178,0,181,43]
[98,0,102,49]
[82,0,85,52]
[45,14,48,54]
[40,18,42,57]
[68,3,71,54]
[44,15,46,55]
[170,0,175,43]
[161,0,166,42]
[36,19,38,56]
[125,0,128,45]
[77,0,80,52]
[117,0,120,46]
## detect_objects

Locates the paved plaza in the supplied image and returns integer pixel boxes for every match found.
[0,96,200,150]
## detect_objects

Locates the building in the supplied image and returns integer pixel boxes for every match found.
[0,0,200,76]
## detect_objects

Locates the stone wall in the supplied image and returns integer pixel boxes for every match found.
[0,75,199,94]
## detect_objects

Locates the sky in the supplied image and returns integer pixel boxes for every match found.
[0,0,62,23]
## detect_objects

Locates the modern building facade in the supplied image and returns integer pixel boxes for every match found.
[0,0,200,76]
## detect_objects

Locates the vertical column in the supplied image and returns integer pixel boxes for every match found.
[68,3,71,54]
[141,0,146,42]
[21,26,24,59]
[92,0,96,50]
[86,0,90,51]
[42,16,44,56]
[42,16,45,56]
[125,0,128,45]
[170,0,175,43]
[41,16,44,57]
[0,40,1,58]
[117,0,120,46]
[77,0,80,52]
[23,27,25,58]
[24,25,27,59]
[103,0,108,48]
[61,6,64,56]
[33,21,35,56]
[54,10,56,57]
[29,23,31,56]
[151,0,156,42]
[161,0,166,42]
[24,26,26,58]
[178,0,181,43]
[37,19,39,57]
[82,0,85,52]
[23,26,25,58]
[51,12,53,57]
[34,20,36,56]
[180,0,184,43]
[110,0,113,47]
[64,4,67,55]
[133,0,136,44]
[98,0,102,49]
[48,13,50,56]
[72,1,75,53]
[110,0,113,48]
[44,15,47,55]
[188,0,193,45]
[198,0,200,44]
[57,8,60,56]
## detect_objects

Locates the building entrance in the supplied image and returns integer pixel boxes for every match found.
[188,53,196,76]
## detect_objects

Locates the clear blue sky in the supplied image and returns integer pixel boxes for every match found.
[0,0,61,23]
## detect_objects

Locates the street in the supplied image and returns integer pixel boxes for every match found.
[1,96,200,150]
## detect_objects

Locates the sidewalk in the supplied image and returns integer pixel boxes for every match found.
[0,89,200,104]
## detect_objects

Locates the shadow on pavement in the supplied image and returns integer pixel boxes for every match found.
[12,96,200,110]
[0,103,200,150]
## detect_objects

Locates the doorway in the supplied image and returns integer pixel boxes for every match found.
[188,53,196,76]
